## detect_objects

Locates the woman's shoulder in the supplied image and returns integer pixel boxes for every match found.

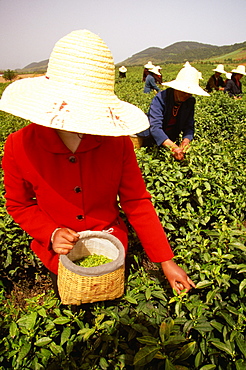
[4,123,32,146]
[101,135,136,153]
[7,122,36,139]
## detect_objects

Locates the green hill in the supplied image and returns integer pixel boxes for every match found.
[119,41,246,66]
[17,59,49,73]
[205,46,246,63]
[17,40,246,72]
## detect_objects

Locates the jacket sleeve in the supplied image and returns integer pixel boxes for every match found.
[118,137,174,262]
[148,91,170,146]
[149,76,160,92]
[2,134,58,247]
[206,76,215,92]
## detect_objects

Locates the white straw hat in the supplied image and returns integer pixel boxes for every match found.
[148,66,161,76]
[231,65,246,76]
[119,66,127,73]
[144,61,154,69]
[213,64,227,74]
[162,62,209,96]
[0,30,149,136]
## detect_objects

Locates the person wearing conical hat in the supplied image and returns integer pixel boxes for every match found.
[138,62,209,160]
[144,66,161,93]
[205,64,227,93]
[154,65,163,84]
[1,30,195,298]
[119,65,127,78]
[224,65,246,99]
[142,61,154,82]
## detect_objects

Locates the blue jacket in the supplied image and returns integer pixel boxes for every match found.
[144,74,160,93]
[224,76,242,97]
[138,88,195,146]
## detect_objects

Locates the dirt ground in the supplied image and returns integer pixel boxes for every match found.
[0,73,44,83]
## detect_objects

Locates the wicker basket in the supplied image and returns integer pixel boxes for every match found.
[129,135,143,149]
[58,230,125,305]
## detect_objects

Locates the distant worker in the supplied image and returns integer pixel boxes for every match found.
[142,61,154,82]
[224,65,245,99]
[154,65,163,84]
[205,64,227,93]
[224,72,232,85]
[138,62,209,160]
[144,66,161,94]
[119,66,127,78]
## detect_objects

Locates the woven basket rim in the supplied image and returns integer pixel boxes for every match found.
[59,230,125,277]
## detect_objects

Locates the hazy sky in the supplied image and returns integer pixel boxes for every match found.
[1,0,246,70]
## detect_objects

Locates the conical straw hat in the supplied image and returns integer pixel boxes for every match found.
[0,30,149,136]
[213,64,227,74]
[162,62,209,96]
[148,66,161,76]
[144,61,154,69]
[231,65,246,75]
[119,66,127,72]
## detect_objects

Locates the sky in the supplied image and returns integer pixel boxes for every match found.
[0,0,246,70]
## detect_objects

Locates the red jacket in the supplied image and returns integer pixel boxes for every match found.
[2,123,174,274]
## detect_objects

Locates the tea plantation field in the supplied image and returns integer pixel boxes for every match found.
[0,64,246,369]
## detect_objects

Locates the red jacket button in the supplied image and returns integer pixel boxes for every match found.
[69,156,77,163]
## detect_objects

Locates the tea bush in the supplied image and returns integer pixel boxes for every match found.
[0,65,246,369]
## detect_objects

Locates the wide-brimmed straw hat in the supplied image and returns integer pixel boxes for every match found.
[144,61,154,69]
[148,66,161,76]
[162,62,209,96]
[231,65,246,76]
[213,64,227,74]
[0,30,149,136]
[119,66,127,73]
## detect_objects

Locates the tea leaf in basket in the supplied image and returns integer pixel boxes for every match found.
[75,254,113,267]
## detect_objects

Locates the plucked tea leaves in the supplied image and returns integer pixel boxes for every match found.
[75,254,112,267]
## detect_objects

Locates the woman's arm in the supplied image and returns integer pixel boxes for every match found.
[149,91,170,146]
[2,134,58,246]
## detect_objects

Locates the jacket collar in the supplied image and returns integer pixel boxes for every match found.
[34,124,102,153]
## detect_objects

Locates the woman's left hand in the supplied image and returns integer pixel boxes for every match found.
[161,259,196,294]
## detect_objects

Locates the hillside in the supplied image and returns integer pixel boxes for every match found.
[119,40,246,66]
[17,59,49,73]
[205,46,246,63]
[17,40,246,72]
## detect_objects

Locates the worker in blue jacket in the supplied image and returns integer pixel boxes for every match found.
[138,62,209,160]
[144,66,161,94]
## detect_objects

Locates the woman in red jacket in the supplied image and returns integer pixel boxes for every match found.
[1,30,195,296]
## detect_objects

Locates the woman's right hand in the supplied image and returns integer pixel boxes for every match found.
[171,147,185,161]
[52,228,80,254]
[163,139,185,161]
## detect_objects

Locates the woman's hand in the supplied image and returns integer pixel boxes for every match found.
[179,138,190,151]
[52,228,80,255]
[161,259,196,294]
[171,147,185,161]
[163,139,185,161]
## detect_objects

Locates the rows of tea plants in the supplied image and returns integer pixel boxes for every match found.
[0,65,246,369]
